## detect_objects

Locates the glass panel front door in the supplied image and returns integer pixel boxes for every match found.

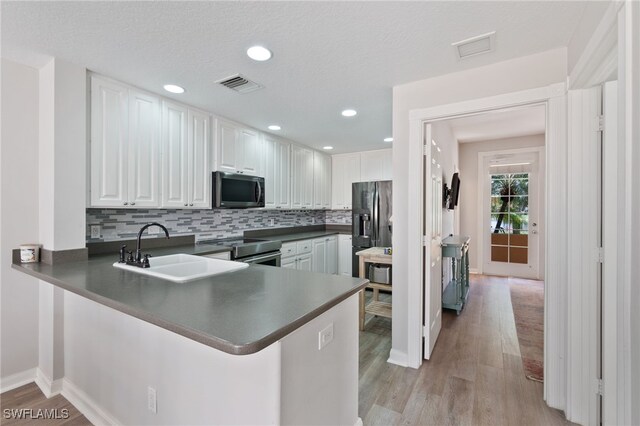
[489,173,529,264]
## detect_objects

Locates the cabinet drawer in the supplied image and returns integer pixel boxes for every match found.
[296,240,313,254]
[281,243,297,257]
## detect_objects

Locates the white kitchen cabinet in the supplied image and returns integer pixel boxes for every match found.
[161,101,210,208]
[263,135,291,209]
[91,76,161,208]
[360,149,392,182]
[216,120,262,176]
[297,254,313,271]
[331,153,361,210]
[338,234,353,276]
[313,152,332,209]
[187,108,211,208]
[291,145,314,209]
[312,236,338,274]
[282,258,297,269]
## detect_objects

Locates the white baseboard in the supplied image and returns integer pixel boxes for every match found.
[354,417,363,426]
[387,348,409,367]
[35,368,63,398]
[469,268,480,274]
[62,378,120,426]
[0,368,36,393]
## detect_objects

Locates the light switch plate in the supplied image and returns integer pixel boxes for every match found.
[318,323,334,350]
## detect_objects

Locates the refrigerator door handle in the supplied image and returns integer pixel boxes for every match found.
[373,186,379,245]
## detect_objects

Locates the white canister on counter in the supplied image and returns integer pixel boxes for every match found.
[20,244,42,263]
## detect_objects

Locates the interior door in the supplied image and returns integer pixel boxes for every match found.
[423,124,443,359]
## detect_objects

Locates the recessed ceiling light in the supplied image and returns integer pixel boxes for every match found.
[341,109,357,117]
[268,125,281,131]
[247,46,272,61]
[323,146,334,150]
[383,137,393,142]
[163,84,185,94]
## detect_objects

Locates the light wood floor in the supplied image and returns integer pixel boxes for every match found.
[359,274,574,426]
[0,383,89,425]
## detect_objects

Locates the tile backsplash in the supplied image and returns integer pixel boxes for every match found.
[87,208,352,242]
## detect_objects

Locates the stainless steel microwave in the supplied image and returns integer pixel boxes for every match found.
[212,172,265,209]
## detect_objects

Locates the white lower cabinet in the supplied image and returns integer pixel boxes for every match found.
[297,254,313,271]
[338,234,353,276]
[312,236,338,274]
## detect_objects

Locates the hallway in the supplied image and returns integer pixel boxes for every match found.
[359,275,572,425]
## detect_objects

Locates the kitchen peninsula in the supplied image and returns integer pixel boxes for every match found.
[12,245,367,425]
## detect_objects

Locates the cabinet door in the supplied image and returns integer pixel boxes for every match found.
[217,120,239,174]
[326,236,338,275]
[263,135,278,209]
[282,257,297,269]
[312,238,326,273]
[332,154,360,209]
[360,149,392,181]
[128,90,160,207]
[297,254,312,271]
[338,234,353,276]
[313,152,331,210]
[239,128,261,176]
[188,108,210,208]
[302,148,314,209]
[291,146,304,209]
[161,101,189,208]
[90,76,129,207]
[276,140,291,209]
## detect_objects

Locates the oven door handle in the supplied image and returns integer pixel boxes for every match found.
[239,251,281,264]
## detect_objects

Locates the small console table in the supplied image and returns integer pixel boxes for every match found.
[441,235,470,315]
[356,247,392,331]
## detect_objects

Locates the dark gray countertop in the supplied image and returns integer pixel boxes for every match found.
[12,250,367,356]
[256,230,345,243]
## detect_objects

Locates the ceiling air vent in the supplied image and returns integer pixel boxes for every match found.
[216,74,262,93]
[452,31,495,60]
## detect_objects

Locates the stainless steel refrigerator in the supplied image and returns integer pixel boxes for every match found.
[352,180,392,277]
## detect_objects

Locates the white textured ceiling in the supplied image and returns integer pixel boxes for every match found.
[448,105,546,143]
[2,1,595,153]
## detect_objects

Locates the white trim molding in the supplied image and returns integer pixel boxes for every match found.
[387,348,410,367]
[61,378,121,426]
[407,83,568,413]
[35,367,63,398]
[0,368,37,393]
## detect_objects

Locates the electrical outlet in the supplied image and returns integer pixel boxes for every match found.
[318,323,334,350]
[269,218,275,226]
[90,225,101,239]
[147,386,157,413]
[312,217,316,224]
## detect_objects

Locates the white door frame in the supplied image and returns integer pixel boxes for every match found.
[407,83,568,411]
[477,146,545,279]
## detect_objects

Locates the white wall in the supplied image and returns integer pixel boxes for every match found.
[392,48,567,363]
[458,134,545,272]
[0,58,40,386]
[431,122,458,240]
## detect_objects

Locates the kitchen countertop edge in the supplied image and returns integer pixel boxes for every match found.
[11,261,368,356]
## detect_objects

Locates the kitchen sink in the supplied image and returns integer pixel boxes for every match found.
[113,254,248,283]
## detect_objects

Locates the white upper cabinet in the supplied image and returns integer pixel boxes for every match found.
[161,101,210,209]
[313,152,332,210]
[91,75,161,208]
[188,108,211,208]
[128,90,161,207]
[331,153,361,210]
[263,135,291,209]
[291,145,314,209]
[360,149,392,181]
[161,101,189,208]
[216,120,262,176]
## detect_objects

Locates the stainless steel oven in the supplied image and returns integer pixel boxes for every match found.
[238,251,281,267]
[198,238,282,267]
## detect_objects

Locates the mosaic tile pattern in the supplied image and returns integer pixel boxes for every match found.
[86,208,351,242]
[325,209,353,224]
